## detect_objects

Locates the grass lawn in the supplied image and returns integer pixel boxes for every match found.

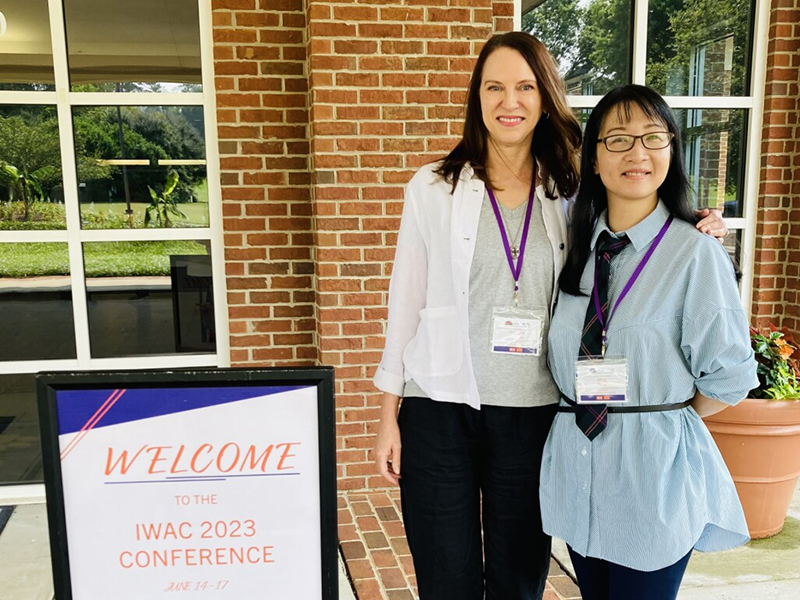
[0,241,208,278]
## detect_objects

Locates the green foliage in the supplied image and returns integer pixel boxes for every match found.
[0,201,67,229]
[81,209,144,229]
[145,170,186,228]
[0,109,111,221]
[521,0,585,70]
[750,328,800,401]
[0,115,61,179]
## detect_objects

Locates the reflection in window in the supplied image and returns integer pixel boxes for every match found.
[674,108,746,217]
[0,374,43,484]
[0,106,66,230]
[73,106,208,229]
[84,241,215,358]
[0,243,76,360]
[721,229,743,273]
[646,0,753,96]
[64,0,202,92]
[0,0,55,91]
[522,0,632,96]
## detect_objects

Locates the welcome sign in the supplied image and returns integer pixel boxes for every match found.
[37,369,337,600]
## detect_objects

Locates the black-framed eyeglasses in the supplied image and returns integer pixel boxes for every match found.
[597,132,675,152]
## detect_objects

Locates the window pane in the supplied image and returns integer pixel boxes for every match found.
[0,374,43,484]
[646,0,753,96]
[721,229,743,271]
[84,241,215,358]
[572,107,592,129]
[73,106,208,229]
[522,0,632,96]
[674,108,746,217]
[0,106,66,230]
[0,0,55,91]
[64,0,202,92]
[0,243,76,360]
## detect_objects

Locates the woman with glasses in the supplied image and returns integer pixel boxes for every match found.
[540,85,757,600]
[372,32,727,600]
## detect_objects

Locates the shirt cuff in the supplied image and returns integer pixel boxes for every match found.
[373,365,405,397]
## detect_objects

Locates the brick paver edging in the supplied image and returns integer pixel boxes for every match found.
[338,490,581,600]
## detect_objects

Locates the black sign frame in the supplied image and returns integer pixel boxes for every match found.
[36,367,338,600]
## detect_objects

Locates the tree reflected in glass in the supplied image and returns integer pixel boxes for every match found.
[647,0,752,97]
[73,106,208,229]
[522,0,633,96]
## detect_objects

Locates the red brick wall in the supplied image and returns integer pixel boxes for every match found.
[751,0,800,335]
[212,0,317,366]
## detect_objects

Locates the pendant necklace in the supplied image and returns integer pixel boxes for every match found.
[498,202,526,260]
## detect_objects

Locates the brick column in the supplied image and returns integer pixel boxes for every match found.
[212,0,317,365]
[751,0,800,335]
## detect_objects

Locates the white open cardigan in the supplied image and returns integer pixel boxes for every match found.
[373,161,570,409]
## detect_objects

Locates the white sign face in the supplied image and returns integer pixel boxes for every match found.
[55,385,322,599]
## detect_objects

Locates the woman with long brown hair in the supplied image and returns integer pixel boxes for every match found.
[373,33,724,600]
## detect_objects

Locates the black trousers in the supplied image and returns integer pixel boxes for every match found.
[398,397,558,600]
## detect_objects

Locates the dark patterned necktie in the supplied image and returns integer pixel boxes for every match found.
[574,231,631,440]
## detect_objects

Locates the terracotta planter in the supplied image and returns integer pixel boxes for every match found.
[704,398,800,539]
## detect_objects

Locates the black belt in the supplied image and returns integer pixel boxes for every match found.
[556,397,693,413]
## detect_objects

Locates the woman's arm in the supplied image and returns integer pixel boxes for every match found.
[691,389,732,418]
[375,393,402,485]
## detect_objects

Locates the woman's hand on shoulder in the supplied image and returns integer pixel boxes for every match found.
[374,393,402,486]
[694,208,727,243]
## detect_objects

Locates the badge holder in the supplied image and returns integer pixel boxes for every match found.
[490,306,546,356]
[574,356,628,404]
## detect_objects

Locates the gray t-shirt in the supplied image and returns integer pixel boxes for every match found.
[404,190,560,407]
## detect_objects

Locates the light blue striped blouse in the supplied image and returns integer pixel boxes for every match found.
[540,200,759,572]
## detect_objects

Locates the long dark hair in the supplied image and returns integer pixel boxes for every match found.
[559,85,697,295]
[434,32,581,200]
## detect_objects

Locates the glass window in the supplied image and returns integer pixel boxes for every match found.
[522,0,633,96]
[646,0,753,96]
[721,229,743,270]
[84,240,215,358]
[0,0,56,91]
[63,0,202,92]
[674,108,747,217]
[0,106,66,230]
[0,243,76,360]
[73,106,208,229]
[0,374,43,484]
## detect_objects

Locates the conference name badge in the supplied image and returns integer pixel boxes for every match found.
[575,356,629,404]
[490,307,545,356]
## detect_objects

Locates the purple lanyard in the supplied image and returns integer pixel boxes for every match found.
[593,215,673,355]
[486,169,536,304]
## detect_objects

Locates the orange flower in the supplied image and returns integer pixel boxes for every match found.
[775,337,795,360]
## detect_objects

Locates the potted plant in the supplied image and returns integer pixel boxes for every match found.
[704,325,800,538]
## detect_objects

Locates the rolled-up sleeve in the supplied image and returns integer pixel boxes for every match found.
[373,183,428,396]
[680,240,759,405]
[682,308,758,404]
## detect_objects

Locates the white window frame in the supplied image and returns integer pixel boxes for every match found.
[515,0,769,320]
[0,0,229,378]
[0,0,228,498]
